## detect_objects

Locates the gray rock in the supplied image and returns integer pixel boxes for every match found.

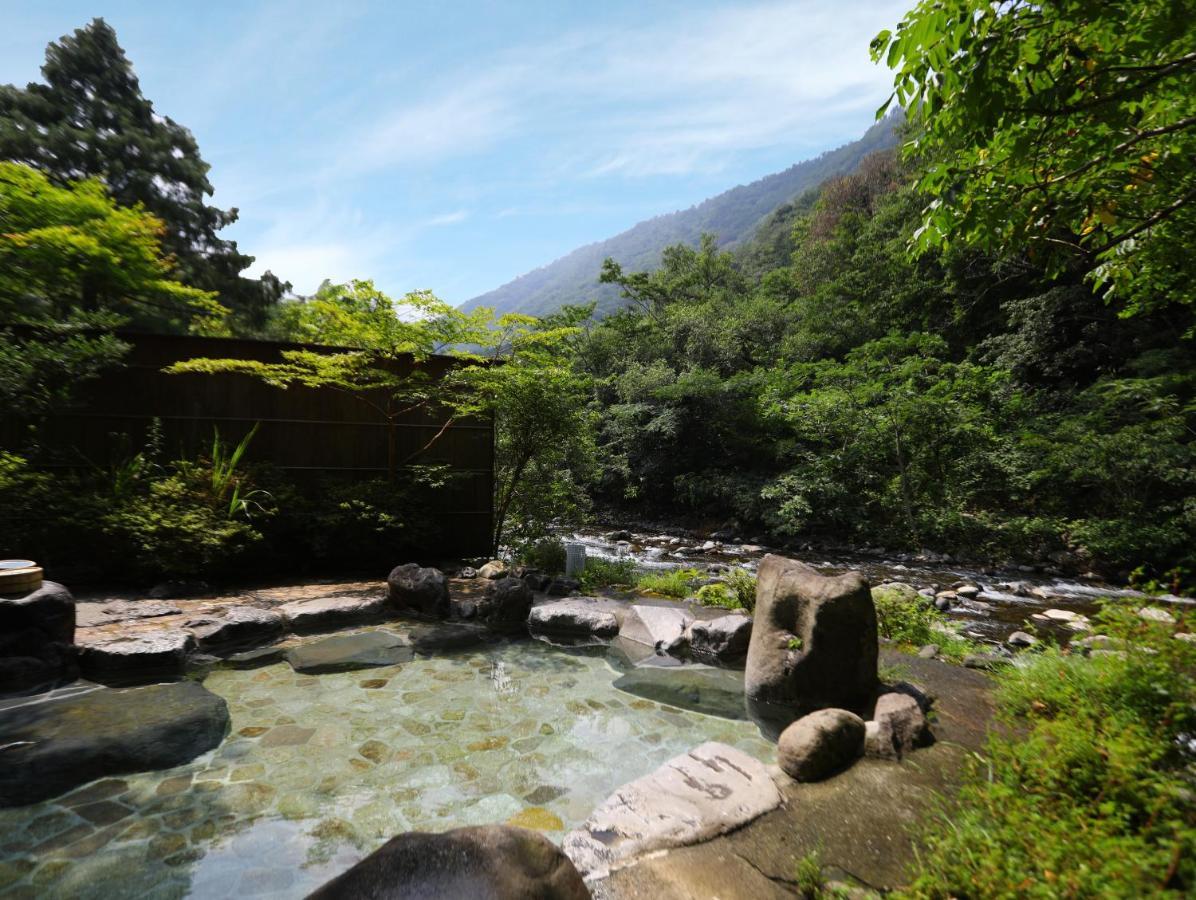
[523,572,551,593]
[1006,630,1037,649]
[865,692,931,761]
[77,631,195,684]
[187,606,285,653]
[872,583,920,604]
[0,680,229,807]
[477,577,533,634]
[222,645,286,669]
[528,599,619,638]
[620,605,692,652]
[955,585,981,599]
[310,824,588,900]
[407,623,493,653]
[933,596,952,612]
[563,742,781,880]
[777,708,866,782]
[0,580,77,694]
[612,665,747,720]
[687,615,753,667]
[387,564,450,618]
[963,653,1011,671]
[458,566,478,579]
[280,594,388,633]
[916,644,940,659]
[545,577,581,597]
[745,554,878,739]
[285,631,413,674]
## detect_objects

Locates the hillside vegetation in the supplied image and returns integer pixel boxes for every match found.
[461,114,899,318]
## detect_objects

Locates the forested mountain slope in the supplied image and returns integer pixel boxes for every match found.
[461,113,900,318]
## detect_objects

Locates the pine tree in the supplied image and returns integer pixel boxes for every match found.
[0,18,286,331]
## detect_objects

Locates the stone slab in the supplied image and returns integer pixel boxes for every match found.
[285,631,413,674]
[563,741,782,879]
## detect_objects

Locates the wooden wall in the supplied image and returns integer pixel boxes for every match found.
[19,332,494,556]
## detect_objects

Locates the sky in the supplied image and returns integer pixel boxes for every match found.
[1,0,909,304]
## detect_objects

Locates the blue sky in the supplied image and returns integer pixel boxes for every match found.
[2,0,908,304]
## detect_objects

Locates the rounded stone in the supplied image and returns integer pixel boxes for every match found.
[776,708,866,782]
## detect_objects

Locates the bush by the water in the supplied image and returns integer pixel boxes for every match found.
[637,567,703,598]
[902,602,1196,897]
[696,568,757,612]
[872,585,976,662]
[578,555,638,591]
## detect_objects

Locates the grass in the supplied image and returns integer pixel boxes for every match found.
[578,555,638,592]
[898,601,1196,897]
[636,567,702,598]
[871,585,977,663]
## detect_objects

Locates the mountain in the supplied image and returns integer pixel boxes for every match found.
[461,112,901,318]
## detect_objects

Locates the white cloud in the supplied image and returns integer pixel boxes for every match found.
[426,209,469,226]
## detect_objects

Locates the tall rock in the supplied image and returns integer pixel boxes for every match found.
[744,554,878,739]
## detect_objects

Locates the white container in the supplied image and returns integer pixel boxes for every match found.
[564,543,587,578]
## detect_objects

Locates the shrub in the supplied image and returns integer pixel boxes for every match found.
[301,475,441,569]
[901,601,1196,897]
[637,567,702,598]
[578,556,638,592]
[872,586,976,663]
[695,582,739,609]
[519,537,567,575]
[695,570,756,611]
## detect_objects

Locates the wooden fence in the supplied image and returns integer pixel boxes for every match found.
[17,332,494,555]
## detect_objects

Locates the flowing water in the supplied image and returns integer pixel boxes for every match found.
[568,527,1193,643]
[0,634,770,899]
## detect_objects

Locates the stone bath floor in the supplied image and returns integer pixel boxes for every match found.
[0,630,772,899]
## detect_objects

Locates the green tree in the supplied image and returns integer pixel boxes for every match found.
[0,18,286,331]
[0,161,224,427]
[872,0,1196,315]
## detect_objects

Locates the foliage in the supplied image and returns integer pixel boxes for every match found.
[637,567,702,599]
[578,556,639,592]
[901,601,1196,897]
[519,537,567,575]
[0,19,286,330]
[697,568,757,611]
[873,1,1196,316]
[871,586,976,663]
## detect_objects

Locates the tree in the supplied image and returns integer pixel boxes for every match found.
[0,18,286,331]
[0,161,225,427]
[169,283,596,554]
[872,0,1196,314]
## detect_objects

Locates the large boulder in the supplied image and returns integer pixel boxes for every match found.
[310,824,589,900]
[686,614,752,667]
[280,594,389,634]
[387,564,450,618]
[0,580,77,694]
[286,631,413,674]
[528,599,619,638]
[0,680,229,807]
[745,554,878,739]
[563,742,781,880]
[187,606,285,653]
[477,577,533,634]
[777,708,866,782]
[77,631,195,685]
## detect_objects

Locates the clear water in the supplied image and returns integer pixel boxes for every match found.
[0,633,770,899]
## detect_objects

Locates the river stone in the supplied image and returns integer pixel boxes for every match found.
[563,742,781,880]
[619,605,692,651]
[612,665,747,720]
[477,577,533,634]
[310,824,587,899]
[280,594,388,633]
[407,623,493,653]
[687,614,752,667]
[387,564,450,618]
[286,631,413,674]
[77,631,195,684]
[187,606,285,652]
[0,580,78,694]
[865,692,931,761]
[777,708,866,782]
[477,561,508,580]
[528,598,619,638]
[545,577,580,597]
[745,554,878,739]
[0,680,229,807]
